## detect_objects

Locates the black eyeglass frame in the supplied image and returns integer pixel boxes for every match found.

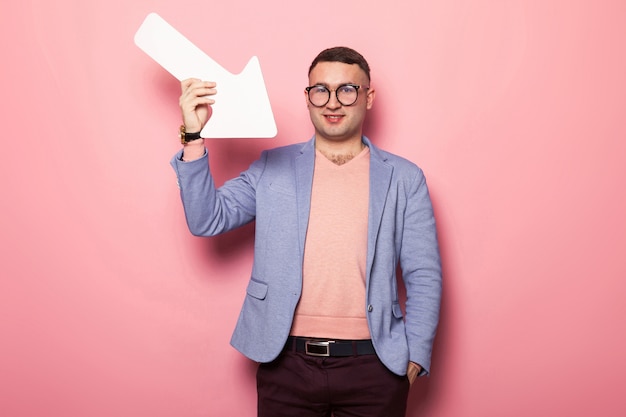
[305,83,369,107]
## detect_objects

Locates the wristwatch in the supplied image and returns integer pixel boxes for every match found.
[179,125,202,144]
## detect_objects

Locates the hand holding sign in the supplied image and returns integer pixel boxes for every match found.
[134,13,277,138]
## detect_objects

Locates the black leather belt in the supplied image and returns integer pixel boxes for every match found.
[285,336,376,357]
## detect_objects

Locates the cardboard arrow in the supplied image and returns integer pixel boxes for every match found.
[134,13,277,138]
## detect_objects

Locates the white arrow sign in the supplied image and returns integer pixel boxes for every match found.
[134,13,277,138]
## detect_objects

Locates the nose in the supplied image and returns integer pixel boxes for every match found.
[326,91,342,109]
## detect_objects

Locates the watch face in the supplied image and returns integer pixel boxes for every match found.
[179,125,186,144]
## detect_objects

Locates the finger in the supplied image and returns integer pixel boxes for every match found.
[195,81,217,97]
[180,78,200,92]
[195,85,217,97]
[181,79,213,97]
[183,79,216,91]
[188,95,215,109]
[180,87,217,109]
[183,84,217,103]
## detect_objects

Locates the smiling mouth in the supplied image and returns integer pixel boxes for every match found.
[324,115,344,121]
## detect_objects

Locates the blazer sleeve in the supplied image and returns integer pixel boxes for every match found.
[170,148,267,236]
[400,168,442,375]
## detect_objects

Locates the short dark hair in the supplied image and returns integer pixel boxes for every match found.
[308,46,371,82]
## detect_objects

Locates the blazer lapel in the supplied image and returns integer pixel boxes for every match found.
[365,137,393,277]
[295,138,316,257]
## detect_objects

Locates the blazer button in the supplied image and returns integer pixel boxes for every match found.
[367,305,373,312]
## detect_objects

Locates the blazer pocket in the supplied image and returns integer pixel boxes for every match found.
[246,278,268,300]
[268,181,296,196]
[392,302,404,319]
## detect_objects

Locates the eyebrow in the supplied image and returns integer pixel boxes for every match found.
[310,82,358,88]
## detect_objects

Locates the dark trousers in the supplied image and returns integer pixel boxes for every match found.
[257,350,409,417]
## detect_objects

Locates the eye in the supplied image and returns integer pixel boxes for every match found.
[338,85,356,94]
[312,85,328,94]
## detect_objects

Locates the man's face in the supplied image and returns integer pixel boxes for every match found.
[305,61,375,144]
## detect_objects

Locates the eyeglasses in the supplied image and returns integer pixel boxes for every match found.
[305,84,368,107]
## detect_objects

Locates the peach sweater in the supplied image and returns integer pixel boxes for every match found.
[290,147,371,340]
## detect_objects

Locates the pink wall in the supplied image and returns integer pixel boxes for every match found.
[1,0,625,416]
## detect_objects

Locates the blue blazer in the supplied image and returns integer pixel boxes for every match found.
[170,136,442,376]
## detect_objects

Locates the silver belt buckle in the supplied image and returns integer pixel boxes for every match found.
[305,340,334,357]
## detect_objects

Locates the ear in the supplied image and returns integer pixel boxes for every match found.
[304,88,311,108]
[366,87,376,110]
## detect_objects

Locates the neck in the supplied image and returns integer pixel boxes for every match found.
[315,137,366,165]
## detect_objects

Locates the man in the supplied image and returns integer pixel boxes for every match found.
[171,47,442,417]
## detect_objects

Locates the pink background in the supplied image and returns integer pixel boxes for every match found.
[1,0,625,416]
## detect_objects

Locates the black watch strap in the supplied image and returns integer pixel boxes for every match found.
[179,125,202,144]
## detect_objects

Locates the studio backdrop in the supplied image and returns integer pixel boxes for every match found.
[1,1,625,416]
